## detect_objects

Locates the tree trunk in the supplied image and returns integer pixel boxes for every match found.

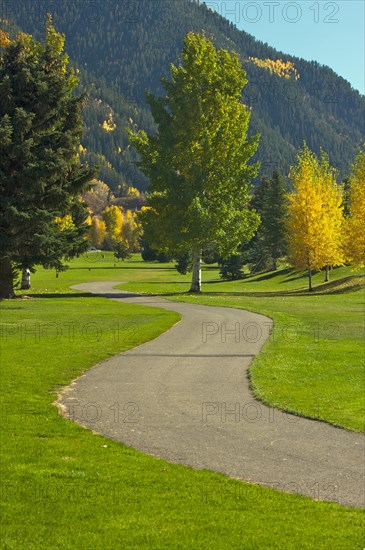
[324,265,329,282]
[0,257,15,299]
[21,268,31,290]
[189,249,202,293]
[308,267,313,292]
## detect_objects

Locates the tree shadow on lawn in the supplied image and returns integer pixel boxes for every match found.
[242,268,293,283]
[114,274,364,298]
[23,288,187,300]
[19,275,364,300]
[235,268,315,285]
[72,266,176,270]
[201,275,365,297]
[20,292,99,299]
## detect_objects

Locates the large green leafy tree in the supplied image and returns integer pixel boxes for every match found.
[0,18,95,298]
[129,32,260,292]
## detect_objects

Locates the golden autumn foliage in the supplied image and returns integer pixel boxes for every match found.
[89,217,106,248]
[286,145,344,289]
[0,28,11,48]
[101,112,117,132]
[127,186,141,197]
[344,147,365,268]
[85,214,93,226]
[249,57,300,80]
[102,205,123,241]
[86,207,141,251]
[121,209,141,251]
[55,215,76,231]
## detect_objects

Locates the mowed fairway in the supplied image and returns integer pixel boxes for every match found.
[1,253,364,549]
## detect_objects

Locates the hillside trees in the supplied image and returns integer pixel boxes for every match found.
[129,32,260,292]
[7,0,364,189]
[286,145,344,290]
[0,17,95,298]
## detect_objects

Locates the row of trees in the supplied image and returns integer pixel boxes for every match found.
[129,32,364,292]
[140,144,364,292]
[1,25,362,297]
[88,205,141,256]
[221,146,364,290]
[286,145,364,290]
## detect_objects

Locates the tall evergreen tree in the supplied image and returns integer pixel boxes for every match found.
[245,176,270,274]
[128,32,260,292]
[0,17,95,298]
[251,176,271,213]
[246,170,287,272]
[265,170,288,269]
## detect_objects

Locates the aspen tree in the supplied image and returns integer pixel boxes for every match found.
[286,145,344,290]
[344,147,365,268]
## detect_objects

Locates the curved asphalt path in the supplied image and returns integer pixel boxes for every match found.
[57,282,364,508]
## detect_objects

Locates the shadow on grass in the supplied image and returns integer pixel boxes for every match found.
[279,272,314,284]
[71,265,176,271]
[22,289,190,300]
[20,292,99,299]
[200,276,364,298]
[143,275,364,298]
[243,268,292,283]
[123,281,190,285]
[17,275,364,301]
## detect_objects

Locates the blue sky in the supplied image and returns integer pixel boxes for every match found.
[204,0,364,94]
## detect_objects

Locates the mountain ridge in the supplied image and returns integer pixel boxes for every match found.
[2,0,364,191]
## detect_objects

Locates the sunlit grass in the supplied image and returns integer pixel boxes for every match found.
[1,256,363,548]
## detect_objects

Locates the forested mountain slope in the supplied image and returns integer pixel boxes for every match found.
[2,0,364,191]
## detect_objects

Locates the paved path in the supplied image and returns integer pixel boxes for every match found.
[57,282,364,508]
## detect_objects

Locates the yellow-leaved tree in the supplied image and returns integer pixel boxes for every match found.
[102,205,123,244]
[343,146,365,268]
[89,217,106,248]
[0,28,12,48]
[121,210,141,252]
[286,145,344,291]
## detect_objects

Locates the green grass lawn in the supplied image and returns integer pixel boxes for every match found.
[1,254,364,548]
